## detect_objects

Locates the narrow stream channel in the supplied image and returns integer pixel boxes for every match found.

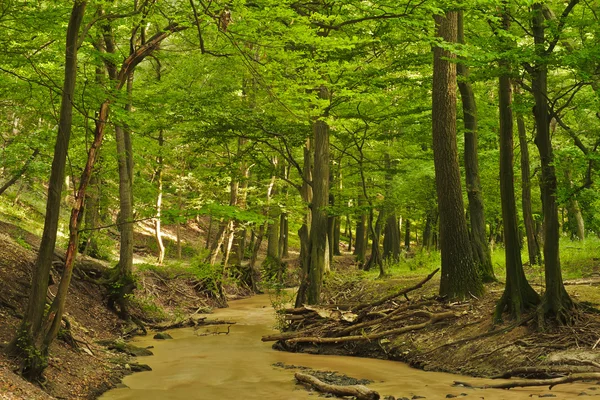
[100,294,597,399]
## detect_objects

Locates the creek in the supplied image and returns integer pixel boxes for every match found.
[100,294,596,400]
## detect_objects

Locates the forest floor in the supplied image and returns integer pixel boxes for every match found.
[0,217,236,400]
[2,197,600,399]
[270,253,600,385]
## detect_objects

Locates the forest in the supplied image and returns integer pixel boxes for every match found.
[0,0,599,399]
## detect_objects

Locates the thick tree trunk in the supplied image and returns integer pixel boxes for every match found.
[495,15,540,320]
[457,11,495,283]
[307,87,330,304]
[7,2,87,380]
[531,3,574,324]
[516,105,542,265]
[432,11,483,299]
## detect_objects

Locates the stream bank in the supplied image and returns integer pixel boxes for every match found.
[100,293,599,400]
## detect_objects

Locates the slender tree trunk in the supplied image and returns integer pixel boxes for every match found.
[155,130,165,264]
[432,11,483,299]
[495,10,540,320]
[354,190,367,264]
[81,168,100,257]
[346,214,353,252]
[564,169,585,240]
[457,11,495,283]
[364,208,386,277]
[7,2,87,380]
[404,218,411,251]
[279,213,289,258]
[295,139,313,306]
[0,149,39,196]
[516,102,542,265]
[531,2,574,324]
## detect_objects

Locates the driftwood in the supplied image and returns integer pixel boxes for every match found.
[455,372,600,389]
[285,311,455,344]
[353,268,439,312]
[295,372,380,400]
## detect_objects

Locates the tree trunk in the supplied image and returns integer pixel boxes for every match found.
[0,148,39,196]
[7,1,87,380]
[307,87,330,304]
[155,130,165,265]
[564,168,585,240]
[457,11,495,283]
[495,11,540,321]
[279,213,289,258]
[81,167,100,257]
[364,208,386,277]
[531,2,574,324]
[432,11,483,299]
[295,139,313,306]
[516,101,542,265]
[404,218,411,251]
[383,213,401,262]
[354,190,367,264]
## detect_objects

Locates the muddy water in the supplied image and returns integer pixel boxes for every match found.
[100,294,596,400]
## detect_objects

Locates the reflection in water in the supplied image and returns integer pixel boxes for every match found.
[100,294,595,399]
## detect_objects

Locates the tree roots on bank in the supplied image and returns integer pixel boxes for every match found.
[262,269,445,346]
[455,372,600,390]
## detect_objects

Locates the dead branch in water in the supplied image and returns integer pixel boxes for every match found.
[295,372,380,400]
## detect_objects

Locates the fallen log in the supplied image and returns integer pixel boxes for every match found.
[353,268,439,312]
[285,311,455,344]
[455,372,600,390]
[295,372,380,400]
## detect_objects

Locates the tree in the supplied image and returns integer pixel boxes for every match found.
[432,11,483,299]
[529,1,576,324]
[494,4,540,321]
[457,10,495,283]
[6,0,88,380]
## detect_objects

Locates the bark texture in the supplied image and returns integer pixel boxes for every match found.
[457,11,495,282]
[432,11,483,299]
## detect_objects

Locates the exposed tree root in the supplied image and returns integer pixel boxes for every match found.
[455,373,600,389]
[492,366,596,379]
[285,311,455,344]
[295,372,380,400]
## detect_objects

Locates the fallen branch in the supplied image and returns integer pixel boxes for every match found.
[353,268,439,312]
[285,311,455,344]
[455,373,600,389]
[295,372,380,400]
